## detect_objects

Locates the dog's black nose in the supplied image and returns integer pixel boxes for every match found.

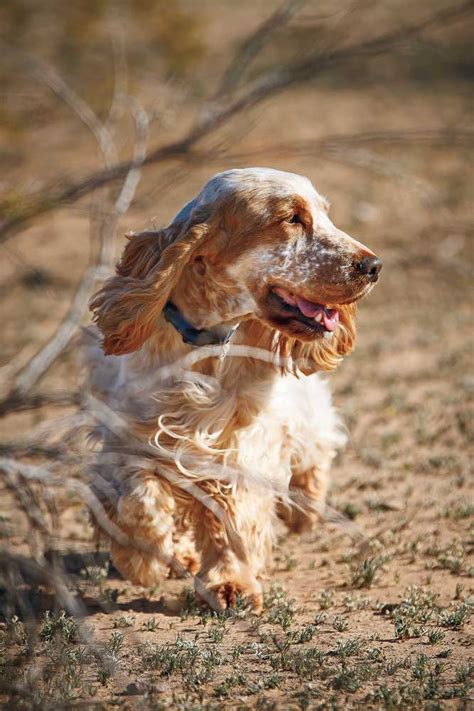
[357,256,382,282]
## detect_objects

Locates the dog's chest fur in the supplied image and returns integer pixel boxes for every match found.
[87,326,344,496]
[232,373,345,494]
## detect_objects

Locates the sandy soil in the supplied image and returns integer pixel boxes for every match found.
[0,1,473,708]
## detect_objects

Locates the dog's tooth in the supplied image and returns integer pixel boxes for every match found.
[314,313,322,323]
[324,331,334,340]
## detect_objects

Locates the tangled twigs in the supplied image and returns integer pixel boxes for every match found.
[0,98,150,416]
[0,390,80,418]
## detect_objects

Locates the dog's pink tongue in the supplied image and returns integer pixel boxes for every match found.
[323,308,339,332]
[295,296,321,318]
[295,296,340,331]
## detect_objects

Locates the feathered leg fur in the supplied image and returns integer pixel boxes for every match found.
[281,458,332,533]
[107,471,176,586]
[193,486,275,612]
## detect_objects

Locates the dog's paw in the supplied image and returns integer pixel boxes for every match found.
[168,553,200,579]
[195,576,263,614]
[111,542,169,587]
[288,510,319,534]
[279,504,319,534]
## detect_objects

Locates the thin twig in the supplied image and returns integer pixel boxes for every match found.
[105,29,128,130]
[0,41,118,168]
[187,127,474,166]
[214,0,306,99]
[11,267,99,396]
[2,100,150,402]
[0,390,80,418]
[113,98,150,216]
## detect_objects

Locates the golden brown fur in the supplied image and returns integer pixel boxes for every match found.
[87,168,381,611]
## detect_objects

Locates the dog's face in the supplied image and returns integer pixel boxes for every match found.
[91,167,381,363]
[178,168,381,343]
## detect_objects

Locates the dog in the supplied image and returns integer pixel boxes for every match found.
[87,167,381,612]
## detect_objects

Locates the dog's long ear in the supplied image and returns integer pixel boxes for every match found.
[90,205,210,355]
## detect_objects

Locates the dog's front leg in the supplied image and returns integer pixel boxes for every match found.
[193,486,274,613]
[107,471,176,586]
[280,445,335,534]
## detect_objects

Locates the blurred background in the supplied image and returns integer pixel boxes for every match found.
[0,1,473,707]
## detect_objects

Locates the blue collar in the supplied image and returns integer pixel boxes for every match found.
[164,301,238,347]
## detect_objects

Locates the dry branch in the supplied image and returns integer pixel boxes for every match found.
[0,99,150,411]
[191,128,474,167]
[11,267,99,396]
[0,390,80,418]
[0,0,472,245]
[0,42,118,168]
[214,0,306,99]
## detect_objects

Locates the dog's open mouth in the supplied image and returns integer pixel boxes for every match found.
[270,286,340,333]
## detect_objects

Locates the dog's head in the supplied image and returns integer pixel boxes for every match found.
[91,168,381,371]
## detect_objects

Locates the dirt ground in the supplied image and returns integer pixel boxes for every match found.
[0,1,473,708]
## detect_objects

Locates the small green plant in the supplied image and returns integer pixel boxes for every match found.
[455,662,473,684]
[319,589,334,609]
[214,673,245,697]
[283,553,298,571]
[350,556,386,588]
[207,623,225,643]
[96,665,112,686]
[439,602,471,629]
[427,629,445,645]
[443,501,474,520]
[332,662,371,693]
[142,617,160,631]
[113,616,134,629]
[139,633,223,689]
[264,585,297,630]
[180,586,201,619]
[342,593,370,611]
[313,611,327,626]
[341,502,360,520]
[40,611,79,644]
[390,585,440,640]
[425,540,467,575]
[108,632,124,657]
[332,615,348,632]
[411,653,429,681]
[367,647,383,661]
[333,638,361,658]
[286,623,316,644]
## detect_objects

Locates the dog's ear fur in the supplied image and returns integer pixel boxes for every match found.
[90,206,210,355]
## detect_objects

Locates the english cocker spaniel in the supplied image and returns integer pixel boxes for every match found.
[87,167,381,611]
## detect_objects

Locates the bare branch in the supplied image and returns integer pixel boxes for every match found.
[113,98,150,216]
[0,41,118,168]
[0,0,471,245]
[1,96,150,404]
[0,390,80,418]
[199,128,474,164]
[11,267,98,396]
[0,550,84,619]
[105,29,128,129]
[214,0,306,99]
[0,441,66,459]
